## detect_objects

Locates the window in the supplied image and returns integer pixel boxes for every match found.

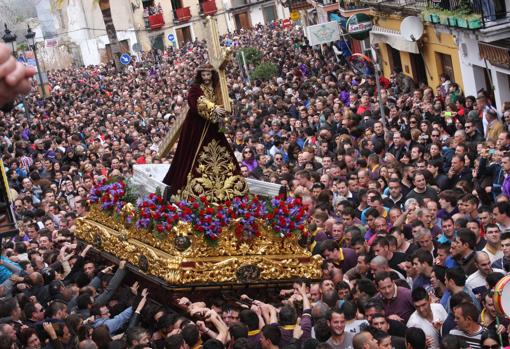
[171,0,182,10]
[361,38,371,58]
[262,5,277,24]
[410,53,428,86]
[436,52,455,82]
[387,45,402,73]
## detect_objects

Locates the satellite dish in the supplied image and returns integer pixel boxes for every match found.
[400,16,424,42]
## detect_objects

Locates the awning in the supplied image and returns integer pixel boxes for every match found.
[370,25,419,54]
[479,40,510,67]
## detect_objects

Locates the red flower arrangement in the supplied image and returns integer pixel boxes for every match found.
[91,180,309,243]
[136,193,180,236]
[265,195,307,238]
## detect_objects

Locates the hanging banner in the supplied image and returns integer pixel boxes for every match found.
[304,21,341,46]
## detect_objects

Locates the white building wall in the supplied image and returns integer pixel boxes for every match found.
[35,0,59,37]
[250,6,266,26]
[63,0,242,65]
[277,3,290,19]
[66,0,92,49]
[248,1,288,26]
[63,0,140,66]
[495,71,510,107]
[316,7,329,23]
[458,31,510,109]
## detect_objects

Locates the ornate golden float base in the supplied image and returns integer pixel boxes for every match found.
[76,207,322,286]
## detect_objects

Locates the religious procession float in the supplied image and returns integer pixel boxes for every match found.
[76,16,321,293]
[75,178,322,290]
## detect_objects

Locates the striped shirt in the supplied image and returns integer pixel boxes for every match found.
[449,326,487,349]
[19,155,33,170]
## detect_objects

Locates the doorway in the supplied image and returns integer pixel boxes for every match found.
[436,52,455,82]
[410,53,428,87]
[175,26,192,48]
[387,45,402,74]
[151,34,164,52]
[104,39,130,62]
[234,11,251,30]
[483,67,495,105]
[262,5,277,24]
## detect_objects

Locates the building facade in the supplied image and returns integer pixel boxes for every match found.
[360,0,510,108]
[448,0,510,109]
[53,0,289,66]
[354,0,463,92]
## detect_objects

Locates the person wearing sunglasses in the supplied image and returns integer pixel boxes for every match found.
[481,329,505,349]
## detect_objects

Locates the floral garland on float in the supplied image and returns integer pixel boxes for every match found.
[88,179,309,244]
[81,178,322,285]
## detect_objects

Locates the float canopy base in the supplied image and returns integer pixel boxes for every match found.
[75,207,322,300]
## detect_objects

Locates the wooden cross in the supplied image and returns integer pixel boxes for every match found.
[205,15,231,112]
[158,104,189,157]
[158,15,230,157]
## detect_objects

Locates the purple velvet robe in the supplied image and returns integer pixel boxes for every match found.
[162,83,241,197]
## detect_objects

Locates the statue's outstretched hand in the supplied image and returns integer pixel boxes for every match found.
[214,106,226,116]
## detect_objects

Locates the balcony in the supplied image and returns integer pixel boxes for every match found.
[421,0,510,30]
[200,0,217,15]
[307,0,340,11]
[360,0,426,14]
[174,7,192,22]
[147,13,165,30]
[290,0,314,9]
[339,0,371,16]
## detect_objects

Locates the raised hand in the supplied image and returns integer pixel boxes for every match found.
[130,281,139,295]
[80,244,93,257]
[197,320,208,333]
[0,43,36,108]
[43,322,57,340]
[102,265,114,274]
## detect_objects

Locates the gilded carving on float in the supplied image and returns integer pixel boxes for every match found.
[175,140,249,203]
[76,205,322,285]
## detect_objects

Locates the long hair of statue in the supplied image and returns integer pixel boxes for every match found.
[194,69,220,87]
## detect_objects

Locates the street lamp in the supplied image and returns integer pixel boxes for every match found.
[2,23,16,52]
[25,24,46,98]
[2,23,30,118]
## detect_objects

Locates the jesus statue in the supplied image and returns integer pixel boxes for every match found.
[162,64,248,203]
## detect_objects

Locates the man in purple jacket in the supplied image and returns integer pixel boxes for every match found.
[279,283,312,347]
[374,271,415,323]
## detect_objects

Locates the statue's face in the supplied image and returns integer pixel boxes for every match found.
[201,71,212,84]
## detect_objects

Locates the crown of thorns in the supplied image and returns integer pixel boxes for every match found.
[198,63,214,72]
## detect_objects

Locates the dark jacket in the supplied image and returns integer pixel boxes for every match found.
[457,251,477,276]
[447,167,473,189]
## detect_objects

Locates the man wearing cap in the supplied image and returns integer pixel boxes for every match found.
[162,64,248,202]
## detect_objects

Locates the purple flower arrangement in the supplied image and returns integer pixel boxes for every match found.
[89,179,128,213]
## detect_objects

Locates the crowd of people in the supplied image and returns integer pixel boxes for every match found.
[0,20,510,349]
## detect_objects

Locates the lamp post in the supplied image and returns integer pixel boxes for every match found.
[2,23,30,118]
[2,23,16,52]
[25,24,46,98]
